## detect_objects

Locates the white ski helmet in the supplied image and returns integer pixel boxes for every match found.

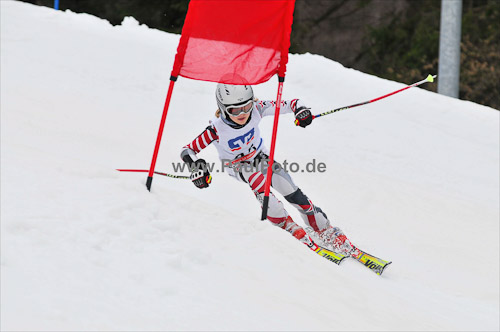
[216,83,254,119]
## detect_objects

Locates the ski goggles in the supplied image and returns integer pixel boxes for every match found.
[226,100,253,116]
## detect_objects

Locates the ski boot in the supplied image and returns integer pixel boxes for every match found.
[280,216,315,248]
[280,219,348,264]
[316,226,362,258]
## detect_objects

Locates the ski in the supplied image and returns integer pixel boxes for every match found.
[351,248,392,275]
[295,234,346,265]
[303,227,391,275]
[307,241,348,265]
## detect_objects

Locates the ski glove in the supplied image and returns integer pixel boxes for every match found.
[294,105,313,128]
[190,159,212,189]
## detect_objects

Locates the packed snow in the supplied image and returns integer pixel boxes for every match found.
[1,1,499,331]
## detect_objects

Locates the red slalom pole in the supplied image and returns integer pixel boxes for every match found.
[313,74,436,119]
[261,77,285,220]
[146,76,177,191]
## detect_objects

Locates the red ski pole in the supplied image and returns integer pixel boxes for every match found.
[311,74,436,120]
[117,169,189,179]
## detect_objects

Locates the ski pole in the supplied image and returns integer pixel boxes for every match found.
[117,169,189,179]
[312,74,436,119]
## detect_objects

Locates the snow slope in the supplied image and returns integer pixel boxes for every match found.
[1,1,499,330]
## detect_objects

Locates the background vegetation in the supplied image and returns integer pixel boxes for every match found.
[23,0,499,109]
[359,0,499,109]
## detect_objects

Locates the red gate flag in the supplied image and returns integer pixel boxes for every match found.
[146,0,296,197]
[171,0,296,84]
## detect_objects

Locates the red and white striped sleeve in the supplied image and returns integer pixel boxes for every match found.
[256,99,299,118]
[180,125,218,165]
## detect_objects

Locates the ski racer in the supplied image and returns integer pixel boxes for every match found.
[180,82,359,256]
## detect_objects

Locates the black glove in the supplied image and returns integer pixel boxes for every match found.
[190,159,212,189]
[294,105,313,128]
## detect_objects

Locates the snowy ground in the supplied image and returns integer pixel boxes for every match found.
[1,1,499,331]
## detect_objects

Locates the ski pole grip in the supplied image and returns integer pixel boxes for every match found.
[261,196,270,220]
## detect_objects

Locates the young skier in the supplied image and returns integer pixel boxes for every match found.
[180,83,357,256]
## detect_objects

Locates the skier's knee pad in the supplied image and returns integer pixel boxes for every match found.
[285,189,331,231]
[284,188,310,206]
